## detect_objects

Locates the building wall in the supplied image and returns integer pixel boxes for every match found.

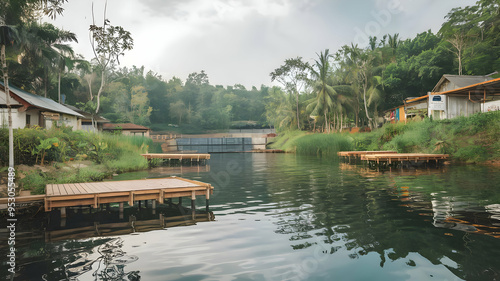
[121,130,150,137]
[447,96,481,119]
[482,100,500,112]
[0,108,26,128]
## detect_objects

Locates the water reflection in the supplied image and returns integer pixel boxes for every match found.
[65,238,140,281]
[260,154,500,280]
[2,154,500,280]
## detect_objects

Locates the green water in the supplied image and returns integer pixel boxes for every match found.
[2,153,500,280]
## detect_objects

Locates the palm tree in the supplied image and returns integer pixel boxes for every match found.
[18,22,77,97]
[307,49,337,133]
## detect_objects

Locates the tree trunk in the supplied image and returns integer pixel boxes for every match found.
[58,71,61,103]
[2,44,14,168]
[340,113,343,132]
[324,109,328,133]
[296,90,300,130]
[96,70,105,114]
[363,85,372,129]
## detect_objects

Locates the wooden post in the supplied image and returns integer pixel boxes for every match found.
[206,187,210,211]
[60,207,67,218]
[119,202,124,219]
[178,197,182,205]
[152,200,157,215]
[191,191,196,211]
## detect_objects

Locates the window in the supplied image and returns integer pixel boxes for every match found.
[26,115,31,127]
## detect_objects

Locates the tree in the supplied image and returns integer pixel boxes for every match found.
[1,0,66,169]
[439,7,478,75]
[169,100,187,125]
[89,5,133,115]
[270,57,309,130]
[307,49,337,133]
[129,85,152,125]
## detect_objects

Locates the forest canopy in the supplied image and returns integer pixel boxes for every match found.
[1,0,498,132]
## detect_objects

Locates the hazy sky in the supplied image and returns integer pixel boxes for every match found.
[50,0,477,88]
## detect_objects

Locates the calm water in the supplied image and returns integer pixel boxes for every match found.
[2,153,500,281]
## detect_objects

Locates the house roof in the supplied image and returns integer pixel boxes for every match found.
[432,75,493,92]
[432,77,500,100]
[0,82,83,117]
[103,123,150,131]
[63,104,109,123]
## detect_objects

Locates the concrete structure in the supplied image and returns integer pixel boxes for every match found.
[1,83,83,130]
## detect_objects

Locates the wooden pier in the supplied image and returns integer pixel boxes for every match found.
[338,150,449,168]
[44,177,213,216]
[337,151,398,157]
[338,151,397,163]
[361,153,449,167]
[141,153,210,162]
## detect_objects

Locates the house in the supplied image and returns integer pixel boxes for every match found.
[384,95,428,123]
[386,74,500,123]
[63,104,109,132]
[1,83,83,130]
[429,75,500,120]
[102,123,151,137]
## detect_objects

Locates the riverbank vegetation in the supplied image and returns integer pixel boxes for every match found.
[0,127,154,194]
[3,1,499,135]
[270,111,500,163]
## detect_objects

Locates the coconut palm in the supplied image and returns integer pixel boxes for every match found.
[17,22,77,97]
[307,49,338,133]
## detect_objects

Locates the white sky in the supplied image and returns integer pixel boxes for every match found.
[49,0,477,89]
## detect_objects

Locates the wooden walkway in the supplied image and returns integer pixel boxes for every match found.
[360,153,449,164]
[337,151,397,157]
[338,150,449,168]
[45,177,213,212]
[141,153,210,161]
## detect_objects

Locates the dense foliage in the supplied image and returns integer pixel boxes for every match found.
[0,126,153,193]
[1,0,499,133]
[272,111,500,163]
[268,0,500,132]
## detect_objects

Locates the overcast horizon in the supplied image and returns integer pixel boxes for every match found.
[49,0,477,89]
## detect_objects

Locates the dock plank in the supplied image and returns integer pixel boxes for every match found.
[43,177,213,211]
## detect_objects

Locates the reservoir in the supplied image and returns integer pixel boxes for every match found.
[2,153,500,280]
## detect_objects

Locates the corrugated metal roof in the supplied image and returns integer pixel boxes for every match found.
[0,85,21,106]
[432,75,493,92]
[0,82,83,117]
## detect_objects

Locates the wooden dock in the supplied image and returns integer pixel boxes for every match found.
[338,151,398,164]
[337,151,398,157]
[361,153,449,166]
[141,153,210,162]
[44,177,213,215]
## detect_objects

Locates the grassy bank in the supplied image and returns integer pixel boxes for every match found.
[270,111,500,163]
[0,127,158,194]
[269,130,354,156]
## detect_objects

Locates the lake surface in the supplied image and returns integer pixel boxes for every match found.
[2,153,500,281]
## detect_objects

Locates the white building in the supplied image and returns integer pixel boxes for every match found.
[1,83,83,130]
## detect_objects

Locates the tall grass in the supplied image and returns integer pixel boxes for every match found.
[293,134,353,156]
[272,111,500,163]
[271,131,353,156]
